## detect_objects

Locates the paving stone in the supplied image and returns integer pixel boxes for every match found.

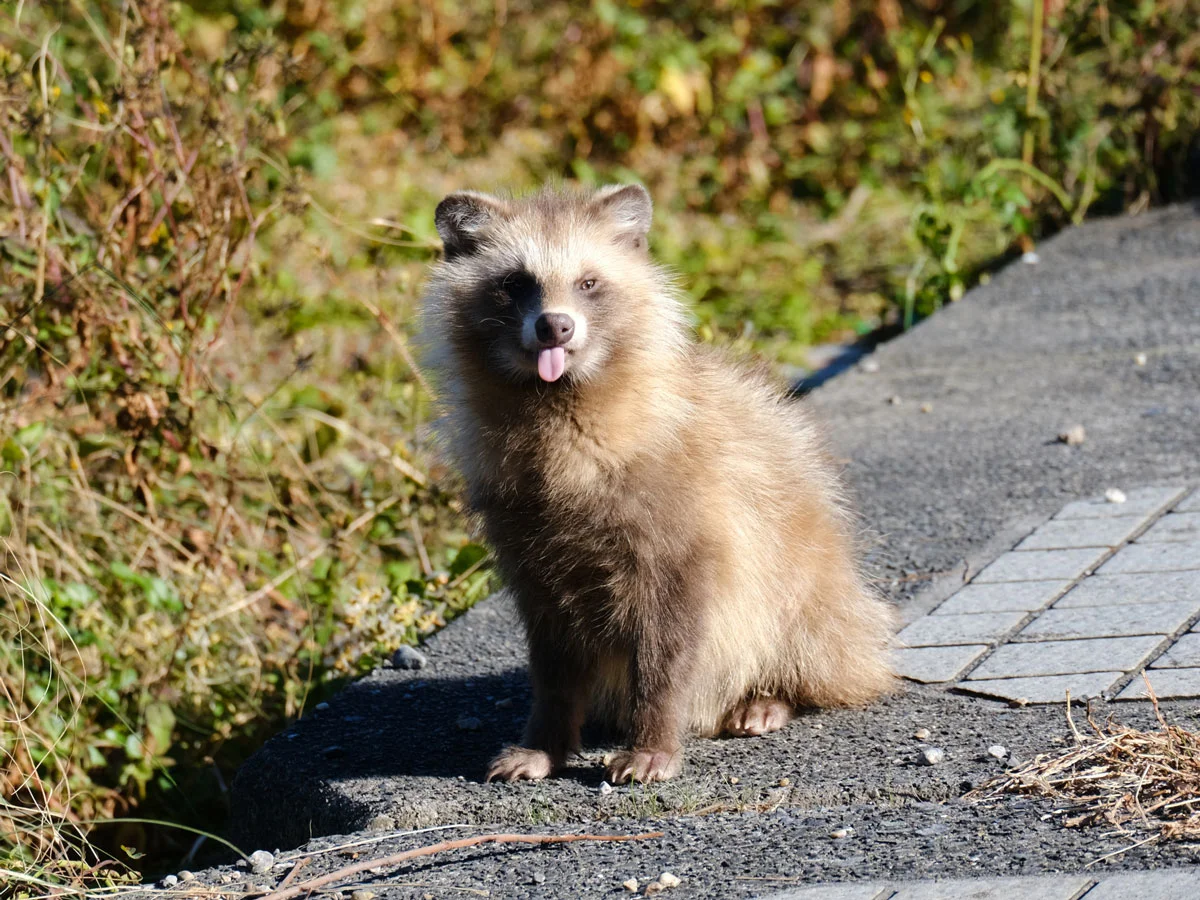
[1053,572,1200,608]
[1137,512,1200,543]
[1055,486,1185,520]
[1097,540,1200,575]
[765,886,890,900]
[888,874,1093,899]
[1017,600,1200,641]
[957,672,1123,704]
[1152,633,1200,668]
[1116,667,1200,700]
[1079,868,1200,898]
[973,548,1109,584]
[763,885,889,900]
[967,636,1162,679]
[933,581,1072,615]
[1016,516,1147,550]
[893,645,989,684]
[1175,489,1200,513]
[897,610,1028,647]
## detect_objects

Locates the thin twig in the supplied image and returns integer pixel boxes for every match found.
[275,857,309,892]
[260,831,664,900]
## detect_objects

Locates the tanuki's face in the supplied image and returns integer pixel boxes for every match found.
[428,184,671,388]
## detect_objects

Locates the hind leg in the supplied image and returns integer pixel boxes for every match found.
[721,695,792,737]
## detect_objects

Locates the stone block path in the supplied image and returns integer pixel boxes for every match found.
[768,869,1200,899]
[895,486,1200,704]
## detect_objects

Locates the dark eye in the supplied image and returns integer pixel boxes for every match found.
[579,278,597,291]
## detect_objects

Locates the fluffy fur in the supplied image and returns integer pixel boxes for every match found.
[420,184,896,784]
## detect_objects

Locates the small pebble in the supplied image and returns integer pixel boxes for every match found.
[659,872,681,888]
[161,875,178,887]
[531,871,546,885]
[314,702,330,711]
[1105,488,1127,504]
[351,891,376,900]
[220,873,235,883]
[914,727,930,740]
[598,780,614,796]
[623,878,640,892]
[859,358,880,374]
[1021,251,1040,265]
[178,871,195,882]
[249,850,274,875]
[888,395,902,405]
[919,402,933,414]
[1058,425,1086,446]
[778,777,791,787]
[392,645,428,670]
[988,745,1008,760]
[645,882,665,895]
[456,716,481,731]
[1134,352,1147,366]
[918,747,945,766]
[830,827,851,839]
[728,776,739,785]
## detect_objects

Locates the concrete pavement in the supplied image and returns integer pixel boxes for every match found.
[138,202,1200,897]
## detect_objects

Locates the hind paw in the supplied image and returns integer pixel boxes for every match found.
[722,696,792,737]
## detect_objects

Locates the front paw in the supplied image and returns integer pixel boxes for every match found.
[606,747,682,784]
[487,746,555,782]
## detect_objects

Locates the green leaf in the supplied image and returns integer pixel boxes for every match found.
[14,422,46,449]
[449,543,488,578]
[144,702,175,756]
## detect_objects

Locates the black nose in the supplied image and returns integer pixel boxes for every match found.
[534,312,575,347]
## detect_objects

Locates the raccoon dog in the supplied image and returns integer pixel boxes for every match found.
[421,184,895,784]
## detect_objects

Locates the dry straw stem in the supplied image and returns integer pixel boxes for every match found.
[259,830,664,900]
[967,677,1200,854]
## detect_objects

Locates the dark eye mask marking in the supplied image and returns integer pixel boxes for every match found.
[498,270,543,310]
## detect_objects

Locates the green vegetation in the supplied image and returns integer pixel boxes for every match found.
[1,0,1197,890]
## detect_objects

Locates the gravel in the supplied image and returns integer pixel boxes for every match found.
[1058,425,1087,446]
[248,849,274,875]
[918,747,946,766]
[391,646,429,670]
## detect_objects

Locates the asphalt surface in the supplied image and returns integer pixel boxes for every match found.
[141,203,1200,898]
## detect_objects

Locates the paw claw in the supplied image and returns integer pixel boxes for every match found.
[606,748,682,784]
[487,746,554,782]
[723,696,792,737]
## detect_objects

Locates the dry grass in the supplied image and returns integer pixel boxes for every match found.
[968,679,1200,854]
[0,2,490,887]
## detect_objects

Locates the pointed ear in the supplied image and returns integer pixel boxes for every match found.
[434,191,508,258]
[591,183,652,248]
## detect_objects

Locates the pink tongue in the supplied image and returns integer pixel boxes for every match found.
[537,346,566,382]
